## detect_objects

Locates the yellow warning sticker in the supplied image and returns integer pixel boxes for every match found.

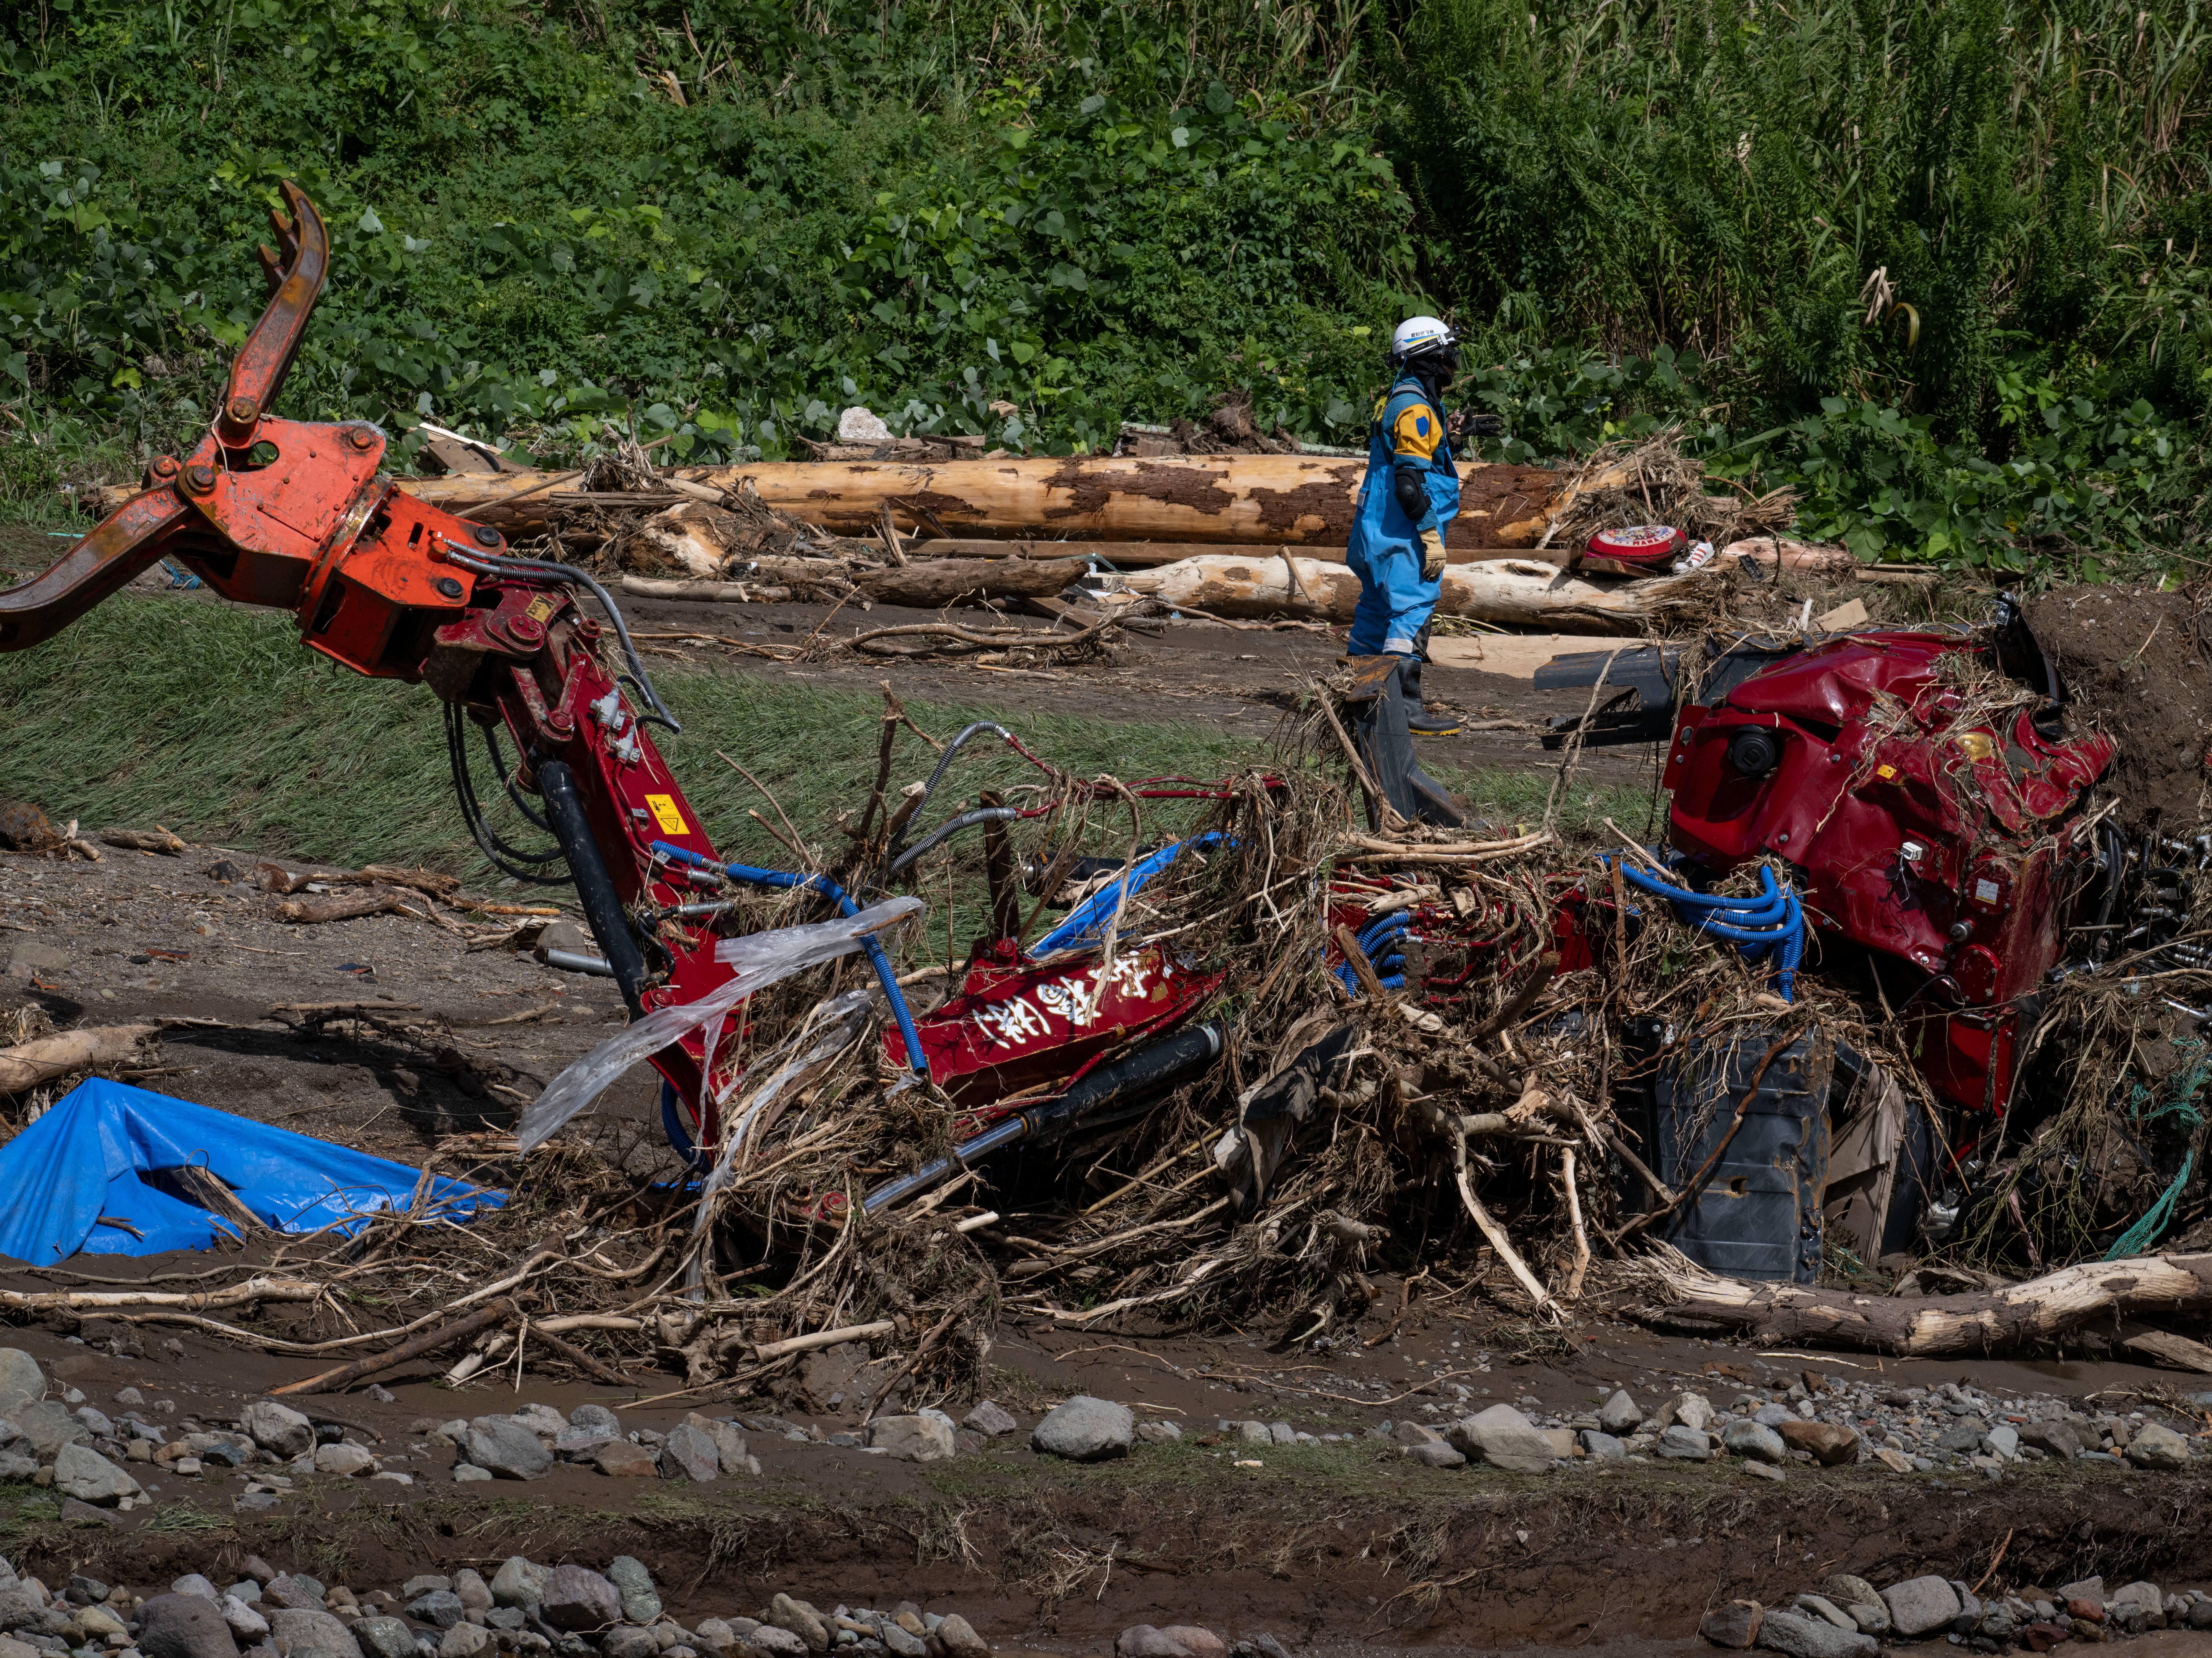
[1875,764,1897,780]
[644,793,687,834]
[525,594,558,623]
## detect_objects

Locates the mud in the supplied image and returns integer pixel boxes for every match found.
[2025,583,2212,831]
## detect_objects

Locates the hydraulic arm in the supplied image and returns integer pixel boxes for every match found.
[0,184,745,1149]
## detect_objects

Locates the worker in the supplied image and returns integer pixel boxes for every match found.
[1346,315,1468,736]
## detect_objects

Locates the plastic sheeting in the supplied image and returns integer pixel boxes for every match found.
[0,1077,500,1262]
[519,894,925,1152]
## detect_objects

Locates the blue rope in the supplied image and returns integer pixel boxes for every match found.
[2104,1036,2210,1259]
[1605,855,1805,1001]
[651,841,927,1076]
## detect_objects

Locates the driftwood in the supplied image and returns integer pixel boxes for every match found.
[277,889,403,925]
[0,1276,321,1314]
[1640,1243,2212,1355]
[270,1301,513,1397]
[98,826,186,855]
[1120,553,1727,634]
[0,1024,158,1094]
[401,456,1565,548]
[857,556,1089,608]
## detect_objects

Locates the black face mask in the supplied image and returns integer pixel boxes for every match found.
[1405,345,1459,390]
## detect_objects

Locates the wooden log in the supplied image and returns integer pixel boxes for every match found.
[0,1275,321,1314]
[856,556,1089,607]
[0,1024,159,1094]
[277,889,402,925]
[1120,553,1727,635]
[98,827,186,855]
[400,456,1565,549]
[1639,1243,2212,1355]
[269,1301,514,1397]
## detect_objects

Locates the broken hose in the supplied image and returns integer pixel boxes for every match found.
[650,841,926,1077]
[862,1020,1228,1213]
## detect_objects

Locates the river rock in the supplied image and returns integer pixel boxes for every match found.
[1578,1429,1626,1463]
[14,1402,86,1462]
[1656,1424,1712,1461]
[0,1355,41,1421]
[1777,1420,1858,1465]
[52,1444,142,1505]
[223,1597,270,1639]
[439,1624,492,1658]
[1722,1421,1787,1464]
[1032,1396,1133,1462]
[932,1614,989,1658]
[2126,1423,2191,1469]
[1702,1601,1762,1649]
[1115,1630,1191,1658]
[964,1401,1018,1437]
[1755,1610,1876,1658]
[1881,1577,1962,1638]
[747,1629,808,1658]
[404,1593,463,1631]
[489,1560,549,1612]
[1597,1391,1642,1434]
[603,1559,658,1626]
[593,1441,657,1478]
[462,1419,551,1480]
[1822,1576,1880,1613]
[353,1620,416,1658]
[267,1608,362,1658]
[767,1595,828,1654]
[315,1443,374,1477]
[682,1414,749,1473]
[1155,1629,1220,1658]
[869,1415,956,1463]
[1791,1596,1856,1632]
[539,1566,620,1632]
[1665,1391,1716,1433]
[1404,1441,1465,1468]
[136,1593,238,1658]
[569,1404,621,1434]
[240,1401,315,1459]
[1446,1405,1555,1473]
[659,1424,719,1482]
[2018,1421,2081,1460]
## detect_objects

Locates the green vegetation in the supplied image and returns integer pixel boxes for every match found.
[5,0,2203,569]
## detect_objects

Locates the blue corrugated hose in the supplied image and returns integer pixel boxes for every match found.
[1606,855,1804,1001]
[1338,908,1412,994]
[650,842,927,1076]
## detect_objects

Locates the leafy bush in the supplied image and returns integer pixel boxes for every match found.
[2,0,2208,570]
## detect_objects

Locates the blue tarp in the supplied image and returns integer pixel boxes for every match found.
[0,1078,502,1260]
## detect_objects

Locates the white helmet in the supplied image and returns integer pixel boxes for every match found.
[1389,315,1457,362]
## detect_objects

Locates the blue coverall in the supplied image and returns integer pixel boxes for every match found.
[1346,372,1459,657]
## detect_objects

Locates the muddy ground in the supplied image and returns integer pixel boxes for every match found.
[6,850,2212,1657]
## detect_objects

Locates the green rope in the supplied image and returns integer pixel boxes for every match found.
[2103,1036,2209,1260]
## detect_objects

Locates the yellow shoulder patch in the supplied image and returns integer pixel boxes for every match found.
[1390,402,1441,460]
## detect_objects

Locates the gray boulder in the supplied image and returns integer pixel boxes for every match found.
[1578,1430,1626,1464]
[404,1593,463,1632]
[538,1566,620,1632]
[0,1354,42,1420]
[0,1588,45,1635]
[1754,1610,1876,1658]
[52,1444,142,1505]
[462,1419,551,1481]
[1445,1405,1554,1474]
[488,1560,548,1612]
[1656,1423,1713,1461]
[135,1593,238,1658]
[1031,1396,1134,1462]
[600,1629,658,1658]
[2018,1420,2081,1460]
[964,1401,1018,1437]
[1722,1420,1788,1464]
[240,1400,315,1459]
[1880,1577,1961,1638]
[171,1577,220,1603]
[223,1596,270,1639]
[658,1423,719,1482]
[13,1403,86,1462]
[1596,1391,1641,1434]
[682,1414,748,1474]
[746,1630,808,1658]
[439,1625,493,1658]
[868,1416,956,1463]
[266,1609,363,1658]
[353,1620,416,1658]
[603,1559,658,1626]
[568,1405,621,1434]
[2127,1423,2192,1469]
[1404,1441,1465,1469]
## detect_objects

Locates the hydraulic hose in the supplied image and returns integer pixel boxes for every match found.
[862,1020,1228,1213]
[540,759,651,1013]
[886,806,1022,880]
[441,547,680,732]
[1608,856,1804,1000]
[651,841,927,1077]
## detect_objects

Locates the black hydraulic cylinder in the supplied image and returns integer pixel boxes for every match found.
[537,758,650,1015]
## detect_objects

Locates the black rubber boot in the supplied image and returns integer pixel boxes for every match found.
[1347,664,1467,829]
[1399,651,1462,737]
